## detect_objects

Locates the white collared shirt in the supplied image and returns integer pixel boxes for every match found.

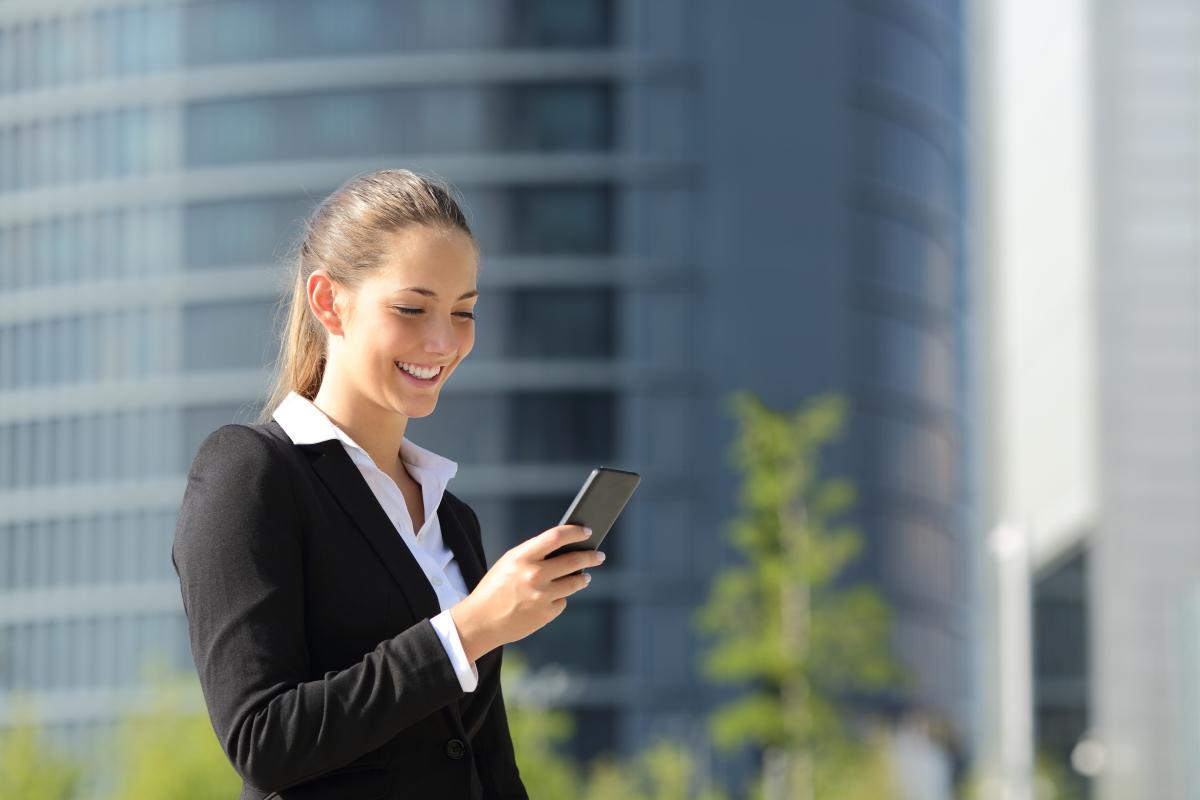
[272,390,478,692]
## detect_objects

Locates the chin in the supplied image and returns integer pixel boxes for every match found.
[396,398,437,417]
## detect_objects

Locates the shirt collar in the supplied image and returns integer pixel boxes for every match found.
[271,390,458,482]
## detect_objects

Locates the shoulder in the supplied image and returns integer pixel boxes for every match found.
[175,424,300,566]
[185,423,294,498]
[190,422,284,468]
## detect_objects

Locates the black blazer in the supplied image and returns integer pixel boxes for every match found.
[171,419,528,800]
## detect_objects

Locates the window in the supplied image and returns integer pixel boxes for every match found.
[856,214,955,311]
[510,391,615,462]
[510,185,613,254]
[183,0,614,64]
[870,412,956,507]
[508,0,614,48]
[856,111,955,214]
[510,288,615,358]
[868,314,954,410]
[505,83,613,151]
[185,196,314,269]
[1033,549,1090,798]
[183,299,278,371]
[186,84,611,167]
[511,597,616,673]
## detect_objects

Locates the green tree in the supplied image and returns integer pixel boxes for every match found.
[101,657,242,799]
[580,740,729,800]
[695,390,906,799]
[0,698,85,800]
[501,653,583,797]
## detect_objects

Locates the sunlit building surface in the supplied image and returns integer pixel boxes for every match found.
[973,0,1200,797]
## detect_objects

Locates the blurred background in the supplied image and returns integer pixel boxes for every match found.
[0,0,1192,798]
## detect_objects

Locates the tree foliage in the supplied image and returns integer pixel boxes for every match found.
[0,698,84,800]
[695,389,907,798]
[101,657,242,799]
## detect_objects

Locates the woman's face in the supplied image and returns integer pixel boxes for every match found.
[320,225,478,419]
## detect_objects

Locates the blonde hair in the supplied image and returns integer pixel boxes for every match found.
[255,168,477,424]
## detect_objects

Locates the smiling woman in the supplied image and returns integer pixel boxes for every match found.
[173,168,603,800]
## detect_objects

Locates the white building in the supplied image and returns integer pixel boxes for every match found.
[969,0,1200,797]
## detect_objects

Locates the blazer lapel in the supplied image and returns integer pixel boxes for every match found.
[437,499,487,591]
[262,418,486,617]
[295,435,443,623]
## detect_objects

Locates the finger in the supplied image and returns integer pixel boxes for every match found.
[543,548,603,580]
[520,524,591,559]
[546,571,591,600]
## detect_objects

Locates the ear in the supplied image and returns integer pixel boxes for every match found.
[308,270,349,337]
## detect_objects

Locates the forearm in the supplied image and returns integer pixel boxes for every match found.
[194,618,463,792]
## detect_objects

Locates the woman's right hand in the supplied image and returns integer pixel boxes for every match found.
[449,524,605,662]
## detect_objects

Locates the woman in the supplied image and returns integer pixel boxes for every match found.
[171,169,604,799]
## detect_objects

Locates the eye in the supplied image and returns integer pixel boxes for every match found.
[393,306,476,320]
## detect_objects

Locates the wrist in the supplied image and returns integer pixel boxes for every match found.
[449,597,495,662]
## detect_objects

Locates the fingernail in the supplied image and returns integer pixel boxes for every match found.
[596,551,606,563]
[584,527,593,537]
[584,572,592,584]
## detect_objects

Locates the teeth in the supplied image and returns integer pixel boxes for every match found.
[397,361,442,379]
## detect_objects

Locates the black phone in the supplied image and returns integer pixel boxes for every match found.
[544,466,641,561]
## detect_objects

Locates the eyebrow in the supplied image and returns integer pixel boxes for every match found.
[392,287,479,300]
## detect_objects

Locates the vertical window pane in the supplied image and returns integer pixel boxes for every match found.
[510,186,613,254]
[505,84,613,150]
[510,288,615,358]
[512,598,616,673]
[510,391,615,462]
[508,0,613,47]
[182,299,277,370]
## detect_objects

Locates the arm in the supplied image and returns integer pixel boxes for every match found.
[171,424,464,792]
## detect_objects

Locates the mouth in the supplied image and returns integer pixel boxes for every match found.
[395,360,446,387]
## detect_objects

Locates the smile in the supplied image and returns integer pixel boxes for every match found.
[395,361,444,384]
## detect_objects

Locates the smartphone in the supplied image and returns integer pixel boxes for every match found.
[545,467,641,561]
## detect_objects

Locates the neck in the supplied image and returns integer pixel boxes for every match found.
[311,382,408,476]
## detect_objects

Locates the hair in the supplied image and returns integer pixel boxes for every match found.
[255,168,478,425]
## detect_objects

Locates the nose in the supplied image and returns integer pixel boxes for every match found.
[423,316,457,359]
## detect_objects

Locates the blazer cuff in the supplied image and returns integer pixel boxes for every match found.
[430,609,479,693]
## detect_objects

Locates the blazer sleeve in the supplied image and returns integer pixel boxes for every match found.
[461,501,528,799]
[171,424,465,792]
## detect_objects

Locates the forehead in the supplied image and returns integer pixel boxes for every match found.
[370,226,477,288]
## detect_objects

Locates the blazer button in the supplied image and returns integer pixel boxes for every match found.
[445,738,467,760]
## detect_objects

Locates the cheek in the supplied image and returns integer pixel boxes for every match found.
[375,320,411,351]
